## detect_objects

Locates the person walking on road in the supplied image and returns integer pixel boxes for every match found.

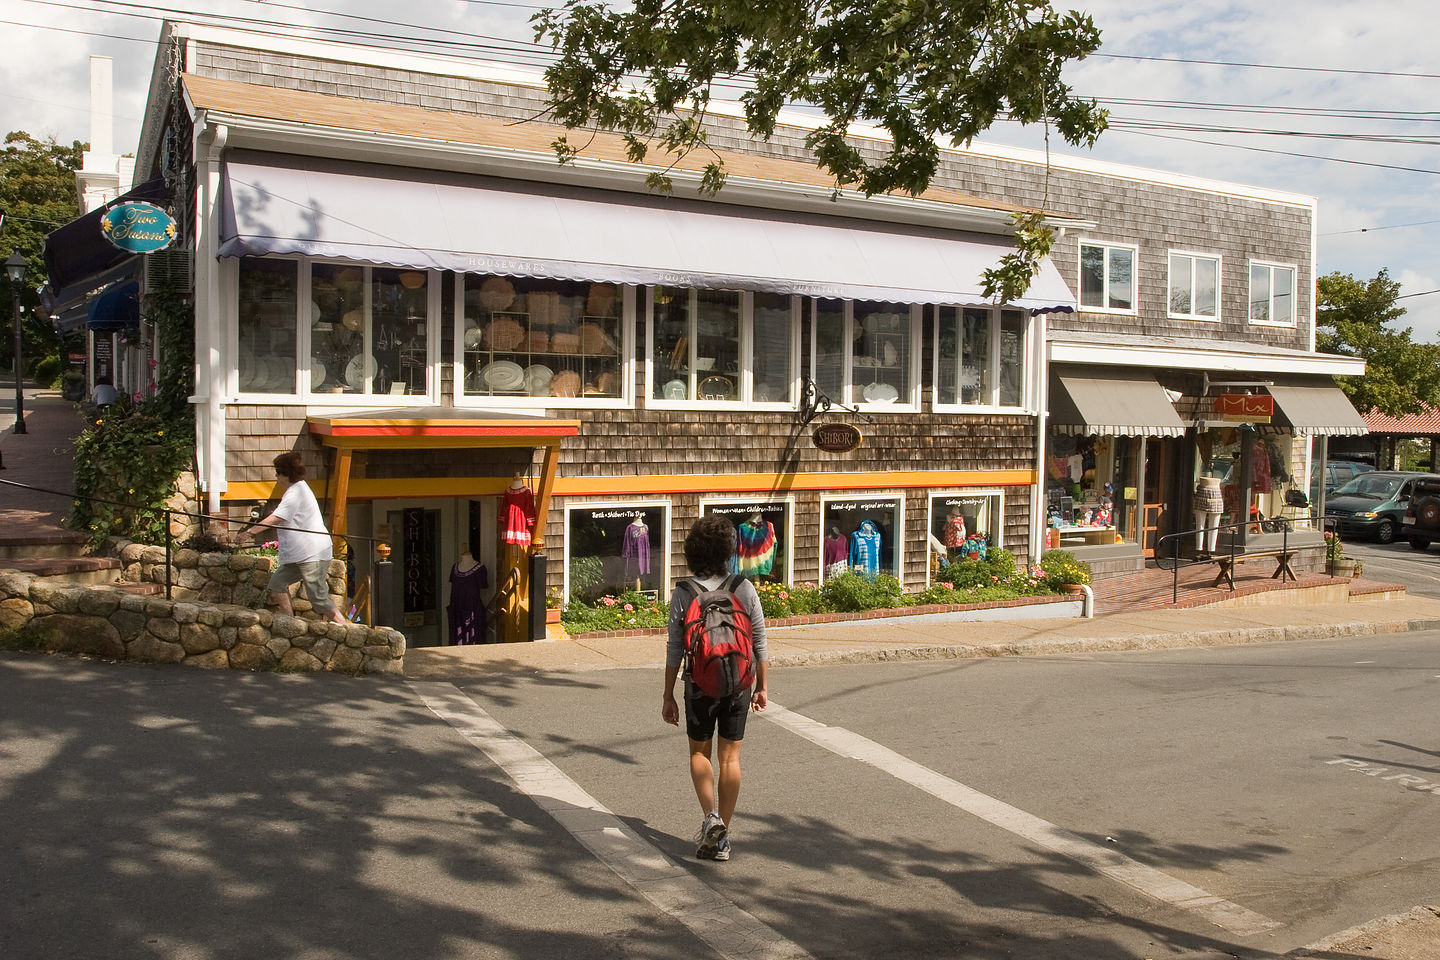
[236,452,346,624]
[662,514,769,861]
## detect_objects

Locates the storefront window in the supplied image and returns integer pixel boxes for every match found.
[237,257,298,394]
[310,262,365,395]
[461,275,622,401]
[752,292,795,404]
[700,500,792,583]
[1044,433,1122,548]
[934,306,1027,409]
[372,267,430,396]
[1198,427,1302,538]
[927,491,1002,578]
[810,300,917,407]
[821,496,903,580]
[565,503,668,602]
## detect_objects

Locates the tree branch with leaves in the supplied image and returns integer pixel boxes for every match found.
[1317,269,1440,417]
[532,0,1107,302]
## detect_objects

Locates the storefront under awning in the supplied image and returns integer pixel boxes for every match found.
[1049,371,1187,437]
[219,152,1078,314]
[1267,383,1369,437]
[307,410,580,643]
[42,177,169,304]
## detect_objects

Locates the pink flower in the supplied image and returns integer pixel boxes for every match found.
[623,603,634,612]
[601,596,616,607]
[942,582,954,590]
[778,591,789,600]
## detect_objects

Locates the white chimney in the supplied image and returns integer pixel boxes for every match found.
[77,56,125,212]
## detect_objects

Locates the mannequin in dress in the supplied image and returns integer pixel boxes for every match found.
[1194,475,1224,557]
[501,472,536,546]
[447,547,489,644]
[622,510,651,587]
[823,524,848,579]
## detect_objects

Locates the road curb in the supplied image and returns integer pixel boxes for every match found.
[766,618,1431,669]
[1289,904,1440,958]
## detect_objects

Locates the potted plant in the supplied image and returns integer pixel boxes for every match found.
[1040,549,1092,594]
[1325,531,1357,577]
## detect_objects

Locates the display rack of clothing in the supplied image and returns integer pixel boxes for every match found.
[850,520,883,577]
[501,476,536,546]
[823,526,848,578]
[731,513,776,577]
[622,514,651,578]
[447,553,490,645]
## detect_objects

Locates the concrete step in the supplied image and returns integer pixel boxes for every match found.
[0,533,91,561]
[1,556,122,587]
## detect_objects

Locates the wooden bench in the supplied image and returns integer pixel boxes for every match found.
[1212,550,1298,589]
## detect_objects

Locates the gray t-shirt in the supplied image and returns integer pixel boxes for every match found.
[666,574,768,671]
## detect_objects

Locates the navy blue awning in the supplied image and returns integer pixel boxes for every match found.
[87,281,139,332]
[42,177,169,304]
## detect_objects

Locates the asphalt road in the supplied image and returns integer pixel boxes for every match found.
[1346,537,1440,598]
[4,632,1440,959]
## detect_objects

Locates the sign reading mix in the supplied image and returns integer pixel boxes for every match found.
[100,202,177,253]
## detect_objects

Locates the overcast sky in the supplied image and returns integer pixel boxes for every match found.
[2,0,1437,341]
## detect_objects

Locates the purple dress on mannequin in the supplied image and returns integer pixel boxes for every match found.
[447,558,489,644]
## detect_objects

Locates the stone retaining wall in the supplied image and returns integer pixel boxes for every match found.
[0,572,404,675]
[112,540,345,613]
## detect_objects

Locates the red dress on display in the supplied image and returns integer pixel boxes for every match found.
[501,485,536,546]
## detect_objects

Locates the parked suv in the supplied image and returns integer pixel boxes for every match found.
[1402,475,1440,549]
[1325,471,1439,544]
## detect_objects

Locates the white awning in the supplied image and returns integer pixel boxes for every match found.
[1049,371,1188,438]
[218,154,1077,312]
[1268,383,1369,436]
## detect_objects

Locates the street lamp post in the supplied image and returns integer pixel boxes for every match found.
[5,250,26,435]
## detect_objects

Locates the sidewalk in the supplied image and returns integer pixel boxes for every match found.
[0,389,89,549]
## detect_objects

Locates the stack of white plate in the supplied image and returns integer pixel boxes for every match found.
[481,360,526,391]
[524,364,554,396]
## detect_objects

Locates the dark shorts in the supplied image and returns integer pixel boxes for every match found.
[685,681,752,743]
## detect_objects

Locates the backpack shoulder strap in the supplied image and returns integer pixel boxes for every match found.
[721,573,746,595]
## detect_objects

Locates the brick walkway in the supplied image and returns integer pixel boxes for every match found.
[0,389,90,549]
[1090,558,1376,610]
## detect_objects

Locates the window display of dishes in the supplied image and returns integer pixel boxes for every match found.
[523,364,553,393]
[662,379,687,400]
[310,362,326,391]
[862,382,900,403]
[480,360,526,391]
[344,354,378,391]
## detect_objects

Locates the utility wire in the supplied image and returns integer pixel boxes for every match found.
[1093,52,1440,81]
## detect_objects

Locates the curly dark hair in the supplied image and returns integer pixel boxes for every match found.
[684,514,737,577]
[273,452,306,483]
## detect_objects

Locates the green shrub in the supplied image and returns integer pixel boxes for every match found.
[32,354,61,386]
[820,571,903,612]
[568,555,605,602]
[755,579,822,619]
[561,589,667,632]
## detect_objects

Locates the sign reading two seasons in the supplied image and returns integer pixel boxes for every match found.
[100,202,177,254]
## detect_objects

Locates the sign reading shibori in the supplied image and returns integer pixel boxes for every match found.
[1214,393,1274,424]
[100,202,177,253]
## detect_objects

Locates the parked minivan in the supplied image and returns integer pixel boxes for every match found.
[1310,460,1374,505]
[1324,470,1438,544]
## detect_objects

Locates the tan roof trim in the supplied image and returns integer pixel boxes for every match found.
[182,73,1038,217]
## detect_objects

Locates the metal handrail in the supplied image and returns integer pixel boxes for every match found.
[0,477,389,617]
[1155,511,1327,603]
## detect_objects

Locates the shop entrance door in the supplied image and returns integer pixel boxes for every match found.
[1141,440,1170,557]
[378,499,458,648]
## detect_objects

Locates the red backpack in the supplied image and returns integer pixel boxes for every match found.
[680,575,755,699]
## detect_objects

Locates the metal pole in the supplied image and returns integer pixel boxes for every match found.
[164,509,173,600]
[10,283,24,435]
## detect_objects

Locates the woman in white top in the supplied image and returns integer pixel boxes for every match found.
[239,452,345,623]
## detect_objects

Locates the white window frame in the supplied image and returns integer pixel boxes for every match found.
[228,257,441,405]
[1167,250,1222,322]
[819,493,906,581]
[562,499,671,603]
[930,305,1035,413]
[1077,239,1139,315]
[1248,260,1298,327]
[925,488,1007,586]
[645,288,799,411]
[451,279,633,410]
[807,300,922,412]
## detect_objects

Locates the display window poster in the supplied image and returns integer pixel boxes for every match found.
[927,491,1004,578]
[564,502,669,603]
[820,496,903,581]
[700,499,792,584]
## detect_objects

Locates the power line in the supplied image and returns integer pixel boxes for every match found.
[1093,52,1440,81]
[1098,127,1440,177]
[1323,219,1440,237]
[1397,289,1440,300]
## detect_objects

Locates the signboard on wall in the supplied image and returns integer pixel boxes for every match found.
[1214,393,1274,423]
[100,202,177,253]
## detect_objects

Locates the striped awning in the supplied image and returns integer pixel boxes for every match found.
[1267,383,1368,436]
[1049,371,1187,438]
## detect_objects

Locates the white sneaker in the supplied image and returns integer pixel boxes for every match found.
[712,836,731,861]
[695,812,727,859]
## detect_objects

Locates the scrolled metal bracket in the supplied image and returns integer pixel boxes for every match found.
[797,377,872,426]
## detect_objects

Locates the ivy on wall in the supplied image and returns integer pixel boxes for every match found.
[71,274,196,546]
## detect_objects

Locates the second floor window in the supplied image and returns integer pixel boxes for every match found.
[1250,262,1296,325]
[1079,241,1136,312]
[1169,252,1220,320]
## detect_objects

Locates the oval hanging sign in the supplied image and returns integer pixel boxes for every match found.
[100,201,177,253]
[812,422,863,453]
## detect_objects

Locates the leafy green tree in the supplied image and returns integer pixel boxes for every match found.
[1316,269,1440,417]
[532,0,1107,302]
[0,131,83,372]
